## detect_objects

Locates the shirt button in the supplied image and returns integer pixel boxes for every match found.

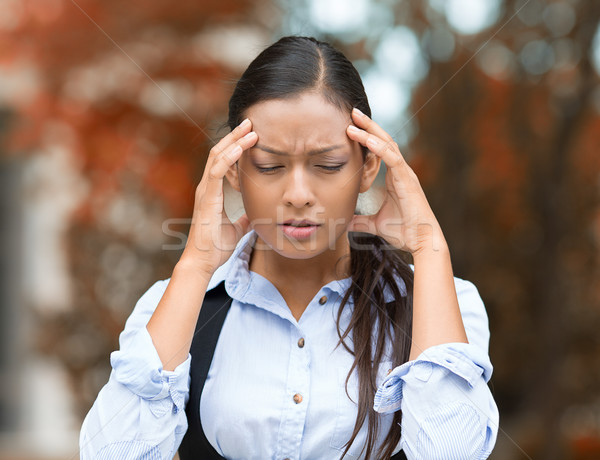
[318,295,327,305]
[387,368,392,375]
[293,393,303,404]
[297,337,305,348]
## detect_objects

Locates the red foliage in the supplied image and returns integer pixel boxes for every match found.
[0,0,270,417]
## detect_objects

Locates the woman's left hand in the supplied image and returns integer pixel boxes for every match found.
[346,108,446,256]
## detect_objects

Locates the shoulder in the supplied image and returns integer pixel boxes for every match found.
[124,268,228,329]
[121,255,234,335]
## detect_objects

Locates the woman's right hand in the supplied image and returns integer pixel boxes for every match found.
[179,118,258,276]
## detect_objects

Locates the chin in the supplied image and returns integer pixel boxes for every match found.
[259,235,326,259]
[252,225,348,259]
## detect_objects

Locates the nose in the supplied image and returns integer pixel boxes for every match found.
[282,166,315,208]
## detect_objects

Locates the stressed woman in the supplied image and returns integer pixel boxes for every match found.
[80,36,499,460]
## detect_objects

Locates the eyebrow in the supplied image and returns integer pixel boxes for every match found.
[253,144,346,156]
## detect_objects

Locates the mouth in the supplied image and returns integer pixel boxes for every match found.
[279,219,322,239]
[281,219,322,227]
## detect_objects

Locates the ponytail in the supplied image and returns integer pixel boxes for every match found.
[335,232,414,460]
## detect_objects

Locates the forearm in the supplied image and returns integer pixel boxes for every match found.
[146,261,213,371]
[409,233,468,361]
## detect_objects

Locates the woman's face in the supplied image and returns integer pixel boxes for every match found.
[226,91,380,259]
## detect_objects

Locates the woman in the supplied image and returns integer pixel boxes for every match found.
[80,36,498,459]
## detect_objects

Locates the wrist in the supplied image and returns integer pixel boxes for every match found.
[412,242,451,265]
[174,256,216,282]
[411,223,448,260]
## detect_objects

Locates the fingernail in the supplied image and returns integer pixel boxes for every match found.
[239,118,250,128]
[348,125,359,134]
[243,131,257,140]
[353,108,365,117]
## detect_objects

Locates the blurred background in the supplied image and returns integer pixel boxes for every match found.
[1,0,599,459]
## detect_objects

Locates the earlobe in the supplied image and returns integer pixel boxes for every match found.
[225,163,242,192]
[359,151,381,193]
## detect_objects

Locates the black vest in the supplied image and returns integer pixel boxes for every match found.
[178,281,407,460]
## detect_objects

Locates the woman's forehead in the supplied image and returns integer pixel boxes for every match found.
[245,93,353,151]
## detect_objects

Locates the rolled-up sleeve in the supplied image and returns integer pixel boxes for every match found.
[374,278,499,459]
[80,279,191,460]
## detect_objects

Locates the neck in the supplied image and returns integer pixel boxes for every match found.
[248,232,352,291]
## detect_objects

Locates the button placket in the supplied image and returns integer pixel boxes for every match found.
[277,324,310,460]
[289,331,309,407]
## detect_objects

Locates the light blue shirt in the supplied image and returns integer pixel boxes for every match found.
[80,230,499,459]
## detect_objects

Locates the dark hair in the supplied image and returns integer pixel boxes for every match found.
[227,36,414,460]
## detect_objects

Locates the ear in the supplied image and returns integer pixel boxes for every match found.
[359,150,381,193]
[225,162,242,192]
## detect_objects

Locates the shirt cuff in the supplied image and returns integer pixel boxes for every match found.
[110,326,191,416]
[373,342,492,414]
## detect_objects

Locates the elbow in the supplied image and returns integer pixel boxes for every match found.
[414,402,496,460]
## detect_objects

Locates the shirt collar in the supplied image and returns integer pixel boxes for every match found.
[207,230,405,306]
[206,230,256,294]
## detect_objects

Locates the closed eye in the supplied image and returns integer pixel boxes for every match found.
[254,164,346,174]
[317,164,345,172]
[255,166,282,174]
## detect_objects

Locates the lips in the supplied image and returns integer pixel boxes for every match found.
[279,219,322,239]
[282,219,321,227]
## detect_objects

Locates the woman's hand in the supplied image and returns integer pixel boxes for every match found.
[346,108,445,256]
[179,118,258,275]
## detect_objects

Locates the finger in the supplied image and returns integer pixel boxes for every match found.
[203,131,258,206]
[346,124,404,170]
[205,118,253,171]
[214,118,253,155]
[196,119,253,195]
[351,108,393,142]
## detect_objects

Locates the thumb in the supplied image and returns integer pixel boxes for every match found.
[347,214,377,235]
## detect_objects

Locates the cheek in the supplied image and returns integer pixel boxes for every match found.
[238,175,275,218]
[337,164,364,194]
[322,175,362,215]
